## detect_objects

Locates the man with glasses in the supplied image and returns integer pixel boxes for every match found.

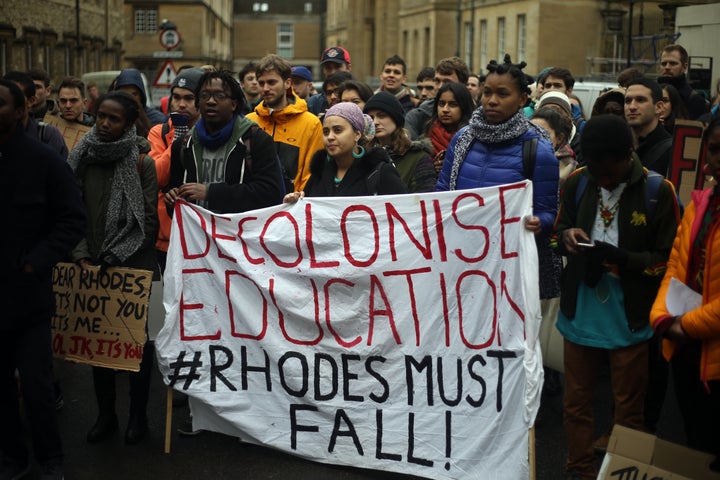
[165,70,285,436]
[165,70,284,216]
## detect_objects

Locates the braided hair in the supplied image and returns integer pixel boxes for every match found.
[485,54,531,95]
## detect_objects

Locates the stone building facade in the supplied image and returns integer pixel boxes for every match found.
[232,0,325,80]
[325,0,711,84]
[123,0,233,97]
[0,0,124,88]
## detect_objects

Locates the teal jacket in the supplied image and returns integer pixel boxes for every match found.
[552,157,680,330]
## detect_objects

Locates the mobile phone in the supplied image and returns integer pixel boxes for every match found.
[576,242,594,248]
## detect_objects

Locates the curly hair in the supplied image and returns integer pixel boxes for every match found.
[486,54,530,95]
[95,90,141,125]
[196,70,246,114]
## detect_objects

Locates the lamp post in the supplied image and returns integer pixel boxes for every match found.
[456,0,462,58]
[627,0,634,68]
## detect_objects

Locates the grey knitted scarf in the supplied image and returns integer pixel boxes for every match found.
[448,107,550,190]
[67,126,145,264]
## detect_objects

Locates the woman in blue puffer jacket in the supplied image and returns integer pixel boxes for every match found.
[436,54,559,234]
[436,56,561,386]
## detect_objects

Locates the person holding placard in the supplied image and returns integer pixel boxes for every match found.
[283,101,406,201]
[68,90,159,445]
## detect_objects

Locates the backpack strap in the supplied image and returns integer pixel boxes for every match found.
[644,171,663,221]
[574,169,663,222]
[366,160,388,196]
[522,137,538,180]
[239,124,258,184]
[161,122,171,148]
[136,153,147,176]
[641,137,672,174]
[37,121,48,142]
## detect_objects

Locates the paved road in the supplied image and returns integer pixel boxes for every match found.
[16,356,684,480]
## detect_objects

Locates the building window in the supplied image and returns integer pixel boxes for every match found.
[277,23,293,58]
[517,14,526,61]
[424,27,430,66]
[81,47,88,73]
[44,44,52,75]
[26,43,33,70]
[64,45,71,75]
[497,17,505,58]
[134,8,158,34]
[253,2,268,12]
[304,2,312,14]
[1,39,8,74]
[464,22,472,68]
[480,20,487,72]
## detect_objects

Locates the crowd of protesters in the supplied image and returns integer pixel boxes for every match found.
[2,41,719,480]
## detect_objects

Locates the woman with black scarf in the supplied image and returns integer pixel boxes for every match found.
[68,90,158,445]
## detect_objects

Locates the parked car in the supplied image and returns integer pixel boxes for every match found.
[81,70,154,109]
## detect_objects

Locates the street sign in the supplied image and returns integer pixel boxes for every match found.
[159,29,181,50]
[154,60,177,88]
[153,51,184,58]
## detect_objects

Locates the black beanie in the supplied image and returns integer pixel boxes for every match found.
[363,91,405,128]
[581,114,634,160]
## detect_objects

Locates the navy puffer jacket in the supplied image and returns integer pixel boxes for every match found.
[436,126,559,233]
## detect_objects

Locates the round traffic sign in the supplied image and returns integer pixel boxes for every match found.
[159,29,181,50]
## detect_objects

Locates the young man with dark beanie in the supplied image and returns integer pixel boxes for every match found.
[552,115,680,480]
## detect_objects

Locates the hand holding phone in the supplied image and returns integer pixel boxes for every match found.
[576,242,594,248]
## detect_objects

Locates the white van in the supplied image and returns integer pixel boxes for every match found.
[81,70,154,109]
[571,80,620,116]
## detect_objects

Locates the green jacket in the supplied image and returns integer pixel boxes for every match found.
[72,137,158,272]
[389,139,435,193]
[552,156,680,331]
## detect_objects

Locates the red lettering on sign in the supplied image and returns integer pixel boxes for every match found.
[367,274,401,346]
[177,202,210,260]
[211,215,237,263]
[180,268,220,341]
[499,183,525,259]
[341,205,379,267]
[451,193,489,263]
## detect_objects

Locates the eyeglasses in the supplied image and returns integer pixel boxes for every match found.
[198,91,231,101]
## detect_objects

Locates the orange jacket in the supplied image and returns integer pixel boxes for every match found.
[246,91,323,192]
[147,120,175,252]
[650,187,720,383]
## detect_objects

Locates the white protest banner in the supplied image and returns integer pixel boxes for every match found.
[155,183,543,479]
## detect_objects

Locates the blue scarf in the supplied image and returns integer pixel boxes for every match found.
[195,114,238,150]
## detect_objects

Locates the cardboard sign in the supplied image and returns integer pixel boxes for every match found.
[670,119,713,206]
[42,114,91,152]
[155,184,544,479]
[51,262,153,371]
[598,425,720,480]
